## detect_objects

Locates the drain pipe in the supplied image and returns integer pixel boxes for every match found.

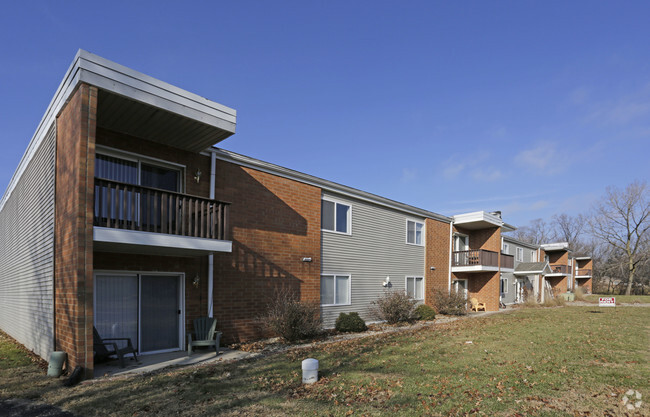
[208,151,216,318]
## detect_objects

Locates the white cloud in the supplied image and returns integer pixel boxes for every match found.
[442,150,503,182]
[515,140,567,173]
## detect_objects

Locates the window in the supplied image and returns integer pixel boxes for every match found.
[320,274,350,305]
[500,277,508,294]
[453,279,468,299]
[406,277,424,300]
[516,247,524,262]
[502,242,510,254]
[407,220,424,245]
[531,250,537,262]
[321,199,351,234]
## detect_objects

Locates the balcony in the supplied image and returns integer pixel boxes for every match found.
[501,253,514,270]
[575,269,592,277]
[452,249,500,273]
[92,178,231,255]
[548,264,570,275]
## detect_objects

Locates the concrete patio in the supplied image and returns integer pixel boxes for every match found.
[94,348,256,378]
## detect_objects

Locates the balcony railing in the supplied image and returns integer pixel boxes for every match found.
[501,253,514,269]
[94,178,229,240]
[452,249,499,267]
[576,269,592,276]
[549,264,569,274]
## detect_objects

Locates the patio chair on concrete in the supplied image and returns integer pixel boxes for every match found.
[469,298,486,312]
[93,326,138,368]
[187,317,222,356]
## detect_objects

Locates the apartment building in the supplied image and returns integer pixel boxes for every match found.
[0,50,593,378]
[0,50,459,377]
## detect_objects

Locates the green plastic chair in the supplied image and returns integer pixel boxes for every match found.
[187,317,222,356]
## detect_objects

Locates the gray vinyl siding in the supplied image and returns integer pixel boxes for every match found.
[321,191,426,327]
[0,124,56,360]
[501,241,537,304]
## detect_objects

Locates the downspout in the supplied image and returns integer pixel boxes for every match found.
[537,248,543,303]
[448,221,453,293]
[208,151,216,318]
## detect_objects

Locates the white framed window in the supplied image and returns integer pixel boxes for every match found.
[320,274,351,305]
[502,242,510,254]
[500,277,508,294]
[321,198,351,234]
[516,247,524,262]
[406,276,424,300]
[531,250,537,262]
[406,220,424,245]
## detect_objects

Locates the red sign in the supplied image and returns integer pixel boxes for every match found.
[598,297,616,307]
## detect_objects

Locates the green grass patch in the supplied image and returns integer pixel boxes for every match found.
[586,293,650,304]
[1,307,648,416]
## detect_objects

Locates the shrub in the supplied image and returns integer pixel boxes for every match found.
[432,289,468,315]
[261,288,322,342]
[573,286,587,301]
[335,312,367,333]
[415,304,436,321]
[371,290,418,324]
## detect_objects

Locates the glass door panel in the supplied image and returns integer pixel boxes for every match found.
[95,274,139,350]
[140,275,180,353]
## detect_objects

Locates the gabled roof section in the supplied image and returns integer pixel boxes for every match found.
[211,148,452,223]
[514,262,552,275]
[540,242,570,252]
[503,235,540,250]
[452,211,515,232]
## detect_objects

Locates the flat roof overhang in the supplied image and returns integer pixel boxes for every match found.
[93,227,232,257]
[73,50,236,152]
[452,211,515,232]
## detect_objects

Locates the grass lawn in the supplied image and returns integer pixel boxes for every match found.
[585,294,650,304]
[1,306,648,416]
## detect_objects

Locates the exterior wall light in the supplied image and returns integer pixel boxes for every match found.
[430,266,436,270]
[194,168,202,183]
[383,276,390,287]
[302,257,312,262]
[193,275,200,288]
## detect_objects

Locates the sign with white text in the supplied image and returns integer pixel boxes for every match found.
[599,297,616,307]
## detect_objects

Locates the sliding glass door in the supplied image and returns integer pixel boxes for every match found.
[94,273,184,354]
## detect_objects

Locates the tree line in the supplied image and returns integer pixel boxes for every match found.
[507,180,650,296]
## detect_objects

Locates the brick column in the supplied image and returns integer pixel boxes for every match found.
[54,84,97,378]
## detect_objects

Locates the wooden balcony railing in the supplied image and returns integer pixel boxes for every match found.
[576,269,592,276]
[94,178,229,240]
[501,253,514,269]
[452,249,499,267]
[550,264,569,274]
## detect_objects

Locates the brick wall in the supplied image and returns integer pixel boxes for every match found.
[54,84,97,378]
[547,276,568,294]
[213,161,322,342]
[425,218,451,303]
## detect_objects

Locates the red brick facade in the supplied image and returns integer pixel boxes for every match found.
[213,161,322,342]
[425,218,451,305]
[575,258,593,293]
[54,84,97,377]
[451,225,502,311]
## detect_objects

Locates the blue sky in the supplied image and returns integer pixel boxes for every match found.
[1,1,648,227]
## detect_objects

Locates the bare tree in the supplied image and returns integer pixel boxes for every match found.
[589,180,650,295]
[509,218,555,245]
[552,213,587,254]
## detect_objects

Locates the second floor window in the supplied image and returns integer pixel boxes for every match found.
[516,247,524,262]
[407,220,424,245]
[321,199,350,234]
